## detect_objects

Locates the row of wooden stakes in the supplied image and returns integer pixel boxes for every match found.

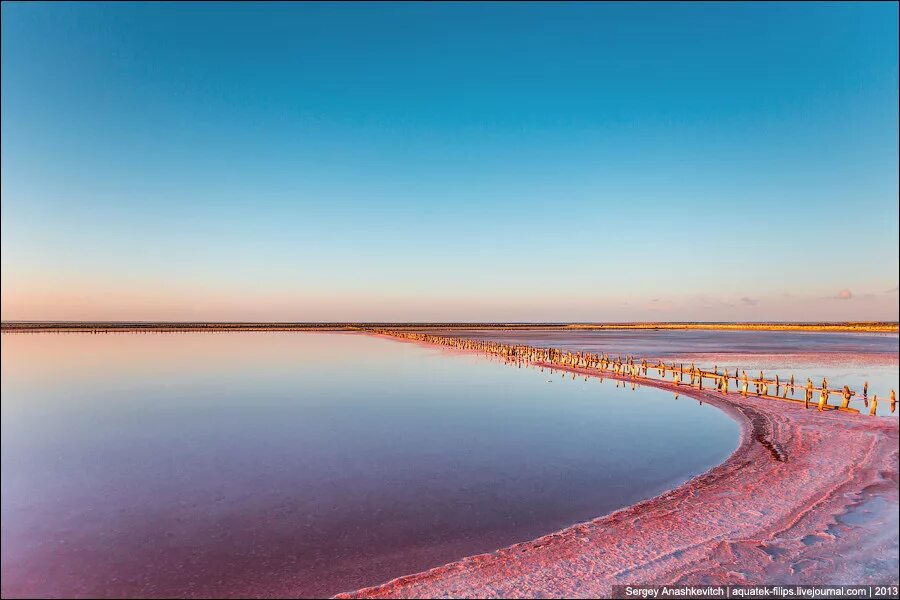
[374,330,897,416]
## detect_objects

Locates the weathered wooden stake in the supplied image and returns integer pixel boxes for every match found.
[818,384,829,411]
[840,385,852,409]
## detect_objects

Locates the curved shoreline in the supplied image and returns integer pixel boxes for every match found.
[335,342,899,598]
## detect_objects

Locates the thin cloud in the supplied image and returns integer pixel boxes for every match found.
[694,295,733,308]
[821,289,853,300]
[740,297,759,306]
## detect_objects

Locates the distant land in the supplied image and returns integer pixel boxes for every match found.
[2,321,897,333]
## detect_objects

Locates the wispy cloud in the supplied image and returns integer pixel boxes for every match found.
[740,297,759,306]
[694,294,735,308]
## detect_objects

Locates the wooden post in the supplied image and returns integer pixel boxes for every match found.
[818,384,829,411]
[840,385,852,409]
[870,395,878,416]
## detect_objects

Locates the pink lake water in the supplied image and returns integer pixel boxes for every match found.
[1,332,738,598]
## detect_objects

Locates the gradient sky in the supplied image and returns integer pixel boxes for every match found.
[2,2,898,322]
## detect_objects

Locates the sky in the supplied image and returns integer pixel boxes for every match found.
[1,2,898,322]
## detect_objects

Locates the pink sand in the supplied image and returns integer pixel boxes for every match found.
[335,344,899,598]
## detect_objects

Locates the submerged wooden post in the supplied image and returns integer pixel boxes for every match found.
[805,379,813,409]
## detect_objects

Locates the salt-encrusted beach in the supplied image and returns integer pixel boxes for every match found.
[336,337,899,599]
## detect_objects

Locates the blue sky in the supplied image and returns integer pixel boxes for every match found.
[2,2,898,321]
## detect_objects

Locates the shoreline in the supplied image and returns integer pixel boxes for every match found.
[335,336,899,598]
[2,321,898,334]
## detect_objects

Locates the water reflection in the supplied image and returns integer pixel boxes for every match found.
[2,332,736,598]
[422,329,899,416]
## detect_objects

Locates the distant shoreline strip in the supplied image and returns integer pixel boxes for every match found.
[2,321,897,333]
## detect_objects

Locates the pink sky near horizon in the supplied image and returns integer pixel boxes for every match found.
[2,274,897,322]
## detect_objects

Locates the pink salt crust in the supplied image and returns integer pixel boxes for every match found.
[335,338,899,598]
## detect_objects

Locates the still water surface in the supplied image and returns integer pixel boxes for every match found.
[420,327,899,356]
[2,332,737,598]
[424,328,900,415]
